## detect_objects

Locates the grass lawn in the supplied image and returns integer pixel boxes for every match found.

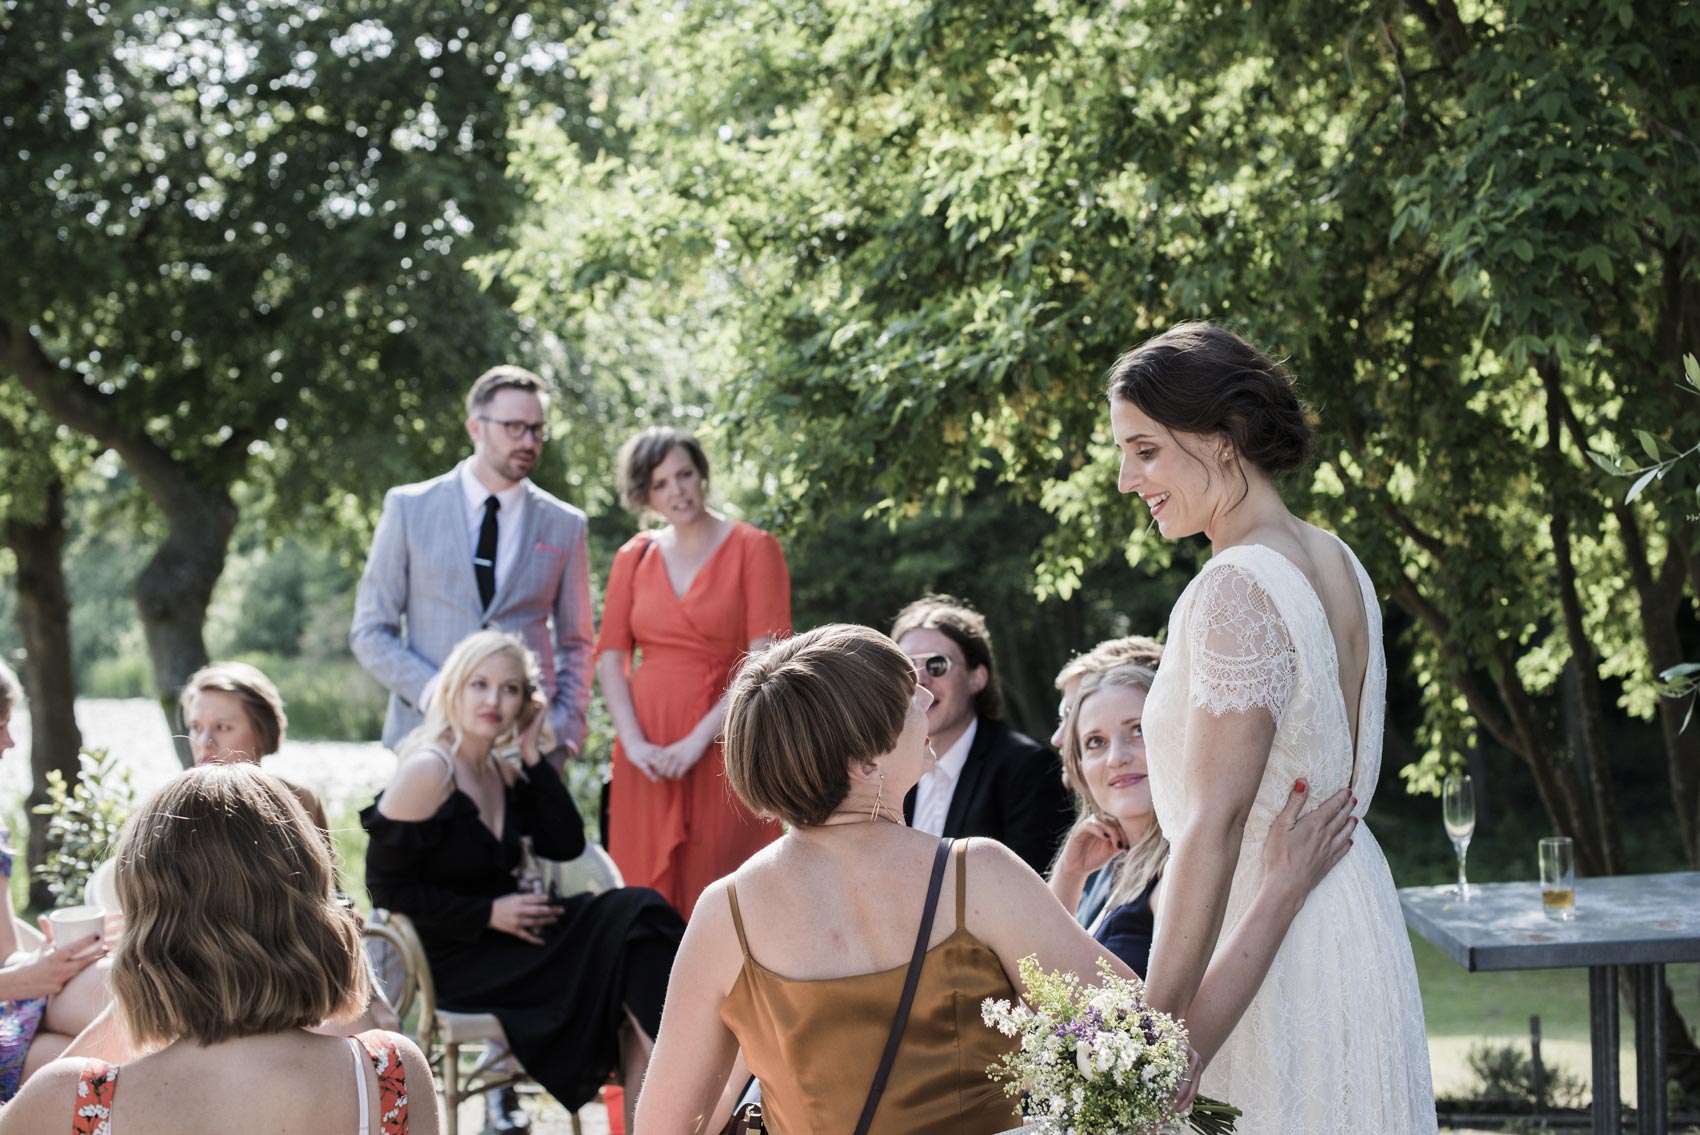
[1414,928,1699,1106]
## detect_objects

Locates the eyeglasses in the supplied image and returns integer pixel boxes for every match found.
[914,654,954,679]
[478,416,549,442]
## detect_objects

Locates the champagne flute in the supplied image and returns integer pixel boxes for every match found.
[1443,775,1476,900]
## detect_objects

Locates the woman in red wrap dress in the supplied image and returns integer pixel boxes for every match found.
[597,428,790,918]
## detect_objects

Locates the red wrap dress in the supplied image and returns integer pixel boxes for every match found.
[597,521,790,918]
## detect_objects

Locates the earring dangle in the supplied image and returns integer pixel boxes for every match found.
[870,772,886,823]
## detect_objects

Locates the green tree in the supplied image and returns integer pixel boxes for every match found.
[0,0,593,756]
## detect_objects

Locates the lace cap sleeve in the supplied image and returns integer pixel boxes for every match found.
[1185,562,1296,720]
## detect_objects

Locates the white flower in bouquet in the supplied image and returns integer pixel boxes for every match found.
[981,956,1240,1135]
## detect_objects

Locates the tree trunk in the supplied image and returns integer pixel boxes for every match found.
[3,475,85,911]
[134,482,239,767]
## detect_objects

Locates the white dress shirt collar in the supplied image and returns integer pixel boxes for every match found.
[912,716,978,837]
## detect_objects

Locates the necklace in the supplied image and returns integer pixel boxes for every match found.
[815,804,905,828]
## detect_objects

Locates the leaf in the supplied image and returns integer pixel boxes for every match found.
[1587,450,1623,477]
[1685,354,1700,390]
[1635,430,1661,463]
[1625,467,1658,503]
[1660,662,1700,682]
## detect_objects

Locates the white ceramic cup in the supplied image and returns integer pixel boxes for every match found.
[48,905,107,957]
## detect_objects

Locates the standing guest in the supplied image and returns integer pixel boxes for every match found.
[0,762,438,1135]
[1110,320,1436,1131]
[892,595,1071,875]
[0,662,108,1101]
[1048,634,1164,749]
[596,426,789,919]
[179,661,329,832]
[364,631,683,1133]
[351,365,594,764]
[633,625,1353,1134]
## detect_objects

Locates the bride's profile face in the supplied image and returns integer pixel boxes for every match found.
[1110,396,1223,541]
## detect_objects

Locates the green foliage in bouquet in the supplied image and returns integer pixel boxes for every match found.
[32,748,135,908]
[984,956,1239,1135]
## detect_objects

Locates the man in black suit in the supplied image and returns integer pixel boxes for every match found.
[893,595,1072,875]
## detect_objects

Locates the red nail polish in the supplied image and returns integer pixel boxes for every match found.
[1295,779,1308,793]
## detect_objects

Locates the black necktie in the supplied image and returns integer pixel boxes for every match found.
[475,495,500,609]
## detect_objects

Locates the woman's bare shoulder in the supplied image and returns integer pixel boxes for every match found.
[377,748,455,821]
[0,1058,87,1134]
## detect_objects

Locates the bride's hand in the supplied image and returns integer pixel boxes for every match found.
[1261,781,1355,912]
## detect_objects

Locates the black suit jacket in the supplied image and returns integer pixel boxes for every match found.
[903,717,1073,876]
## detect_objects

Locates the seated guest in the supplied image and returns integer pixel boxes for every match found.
[179,661,329,832]
[1048,633,1164,748]
[0,762,437,1134]
[635,624,1354,1134]
[891,594,1072,874]
[363,631,683,1133]
[0,662,108,1101]
[1049,662,1351,975]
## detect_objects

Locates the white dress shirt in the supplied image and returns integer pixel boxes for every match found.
[912,717,978,836]
[459,459,528,592]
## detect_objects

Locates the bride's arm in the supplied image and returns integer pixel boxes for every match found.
[1141,705,1277,1021]
[1180,784,1355,1063]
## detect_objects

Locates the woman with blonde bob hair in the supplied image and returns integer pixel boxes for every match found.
[636,624,1355,1134]
[364,630,681,1132]
[0,763,436,1134]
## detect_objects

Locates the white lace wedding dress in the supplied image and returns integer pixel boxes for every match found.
[1142,540,1437,1135]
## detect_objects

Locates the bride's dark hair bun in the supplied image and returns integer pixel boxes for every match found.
[1105,322,1315,477]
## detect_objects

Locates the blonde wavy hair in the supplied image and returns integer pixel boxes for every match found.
[400,630,556,760]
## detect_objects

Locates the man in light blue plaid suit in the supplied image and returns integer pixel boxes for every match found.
[350,366,594,764]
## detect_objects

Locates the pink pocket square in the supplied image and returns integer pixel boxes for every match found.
[533,542,564,555]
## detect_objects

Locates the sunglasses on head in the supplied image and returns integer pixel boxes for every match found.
[916,654,954,679]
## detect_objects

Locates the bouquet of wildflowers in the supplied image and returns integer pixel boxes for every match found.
[982,957,1239,1135]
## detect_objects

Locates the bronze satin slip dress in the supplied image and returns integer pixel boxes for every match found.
[718,840,1022,1135]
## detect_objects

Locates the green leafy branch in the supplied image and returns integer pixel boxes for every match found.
[1587,354,1700,505]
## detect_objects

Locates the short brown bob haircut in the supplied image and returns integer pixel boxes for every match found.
[111,763,369,1047]
[890,594,1004,721]
[466,364,553,418]
[616,426,711,514]
[179,660,288,758]
[724,624,917,827]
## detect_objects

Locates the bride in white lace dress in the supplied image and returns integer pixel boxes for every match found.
[1106,323,1437,1135]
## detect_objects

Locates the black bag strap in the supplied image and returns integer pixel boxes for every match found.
[852,837,954,1135]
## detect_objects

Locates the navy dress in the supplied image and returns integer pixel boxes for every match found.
[1076,867,1158,978]
[362,756,683,1109]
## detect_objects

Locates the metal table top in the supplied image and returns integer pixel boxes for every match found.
[1398,870,1700,972]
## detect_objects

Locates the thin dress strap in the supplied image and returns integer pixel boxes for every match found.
[355,1030,411,1135]
[725,882,752,956]
[70,1060,118,1135]
[348,1038,372,1135]
[954,838,967,930]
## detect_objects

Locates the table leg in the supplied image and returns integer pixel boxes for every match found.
[1592,964,1621,1134]
[1634,963,1667,1135]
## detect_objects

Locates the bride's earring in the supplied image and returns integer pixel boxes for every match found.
[870,771,886,823]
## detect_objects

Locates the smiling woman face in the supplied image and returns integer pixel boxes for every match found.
[1110,396,1227,541]
[1076,682,1153,830]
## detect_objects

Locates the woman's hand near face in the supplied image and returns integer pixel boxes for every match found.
[1048,814,1128,913]
[488,893,562,945]
[517,690,549,766]
[1260,783,1355,915]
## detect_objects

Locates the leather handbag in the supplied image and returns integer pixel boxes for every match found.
[720,837,954,1135]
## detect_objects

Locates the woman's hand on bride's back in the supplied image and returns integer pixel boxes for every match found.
[1260,782,1355,912]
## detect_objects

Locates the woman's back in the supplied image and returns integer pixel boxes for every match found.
[4,1029,431,1135]
[718,835,1020,1135]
